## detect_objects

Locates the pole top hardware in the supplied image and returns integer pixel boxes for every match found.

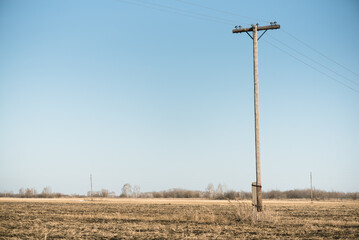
[232,23,280,34]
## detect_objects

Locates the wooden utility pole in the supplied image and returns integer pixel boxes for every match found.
[310,172,313,202]
[233,23,280,212]
[90,174,93,201]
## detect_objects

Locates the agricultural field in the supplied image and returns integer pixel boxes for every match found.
[0,198,358,239]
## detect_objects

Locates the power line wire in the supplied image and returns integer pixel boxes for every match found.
[267,35,359,87]
[117,0,233,25]
[173,0,265,25]
[282,29,359,78]
[263,39,359,95]
[132,0,236,25]
[118,0,269,28]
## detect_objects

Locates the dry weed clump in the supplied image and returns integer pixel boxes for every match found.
[255,205,279,223]
[228,200,279,223]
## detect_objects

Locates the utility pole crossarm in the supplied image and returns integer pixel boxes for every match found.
[232,24,280,34]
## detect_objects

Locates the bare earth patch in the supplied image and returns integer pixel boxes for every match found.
[0,198,358,239]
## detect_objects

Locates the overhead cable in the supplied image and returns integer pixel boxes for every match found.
[117,0,234,25]
[268,35,359,87]
[282,29,359,78]
[263,39,359,95]
[173,0,264,25]
[133,0,236,25]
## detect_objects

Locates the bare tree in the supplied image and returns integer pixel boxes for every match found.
[25,188,36,197]
[19,188,25,196]
[222,184,227,194]
[216,184,224,198]
[206,183,215,199]
[122,183,132,198]
[101,189,109,198]
[32,188,37,195]
[133,185,140,198]
[42,186,52,196]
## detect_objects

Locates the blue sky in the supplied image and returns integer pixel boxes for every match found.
[1,0,358,195]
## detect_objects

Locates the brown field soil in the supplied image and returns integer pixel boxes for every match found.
[0,198,358,239]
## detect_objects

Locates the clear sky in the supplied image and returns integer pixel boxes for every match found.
[1,0,358,195]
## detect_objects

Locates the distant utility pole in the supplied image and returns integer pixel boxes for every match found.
[90,174,93,201]
[233,22,280,212]
[310,172,313,202]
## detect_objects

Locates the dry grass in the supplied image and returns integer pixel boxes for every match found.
[0,198,358,239]
[227,200,279,223]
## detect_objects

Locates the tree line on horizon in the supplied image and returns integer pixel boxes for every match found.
[1,183,358,200]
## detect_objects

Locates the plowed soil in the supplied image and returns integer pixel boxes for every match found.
[0,198,358,239]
